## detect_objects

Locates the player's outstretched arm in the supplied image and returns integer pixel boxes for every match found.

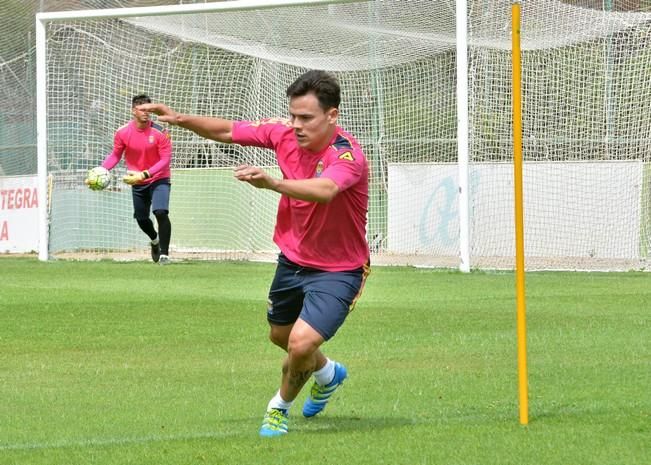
[137,103,233,144]
[234,165,339,203]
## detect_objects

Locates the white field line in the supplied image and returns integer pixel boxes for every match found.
[0,430,236,452]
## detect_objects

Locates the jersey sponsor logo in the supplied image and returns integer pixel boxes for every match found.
[315,160,324,177]
[338,151,354,161]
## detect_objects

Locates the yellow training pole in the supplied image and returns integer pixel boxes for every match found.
[511,0,529,425]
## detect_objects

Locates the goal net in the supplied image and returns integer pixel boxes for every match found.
[39,0,651,270]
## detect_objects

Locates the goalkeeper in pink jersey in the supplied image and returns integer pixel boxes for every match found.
[140,70,370,437]
[87,94,173,264]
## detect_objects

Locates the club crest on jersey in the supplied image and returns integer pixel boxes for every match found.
[339,151,354,161]
[315,160,324,177]
[148,135,155,144]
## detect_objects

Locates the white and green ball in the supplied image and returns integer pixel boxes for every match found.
[87,166,111,191]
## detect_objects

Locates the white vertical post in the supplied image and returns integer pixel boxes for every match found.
[35,14,48,261]
[456,0,470,272]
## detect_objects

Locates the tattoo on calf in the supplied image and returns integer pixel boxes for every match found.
[289,369,312,389]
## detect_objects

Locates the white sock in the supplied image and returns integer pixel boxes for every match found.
[313,359,335,386]
[151,237,159,245]
[267,390,293,412]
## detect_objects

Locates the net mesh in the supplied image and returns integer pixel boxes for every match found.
[29,0,651,269]
[0,0,197,176]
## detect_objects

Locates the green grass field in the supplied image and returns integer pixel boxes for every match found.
[0,257,649,465]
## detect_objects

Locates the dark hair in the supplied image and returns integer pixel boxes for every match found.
[286,70,340,110]
[132,94,151,107]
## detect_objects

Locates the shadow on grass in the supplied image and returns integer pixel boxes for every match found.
[292,415,422,434]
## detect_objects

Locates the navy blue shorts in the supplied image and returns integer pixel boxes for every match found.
[131,178,171,220]
[266,253,370,340]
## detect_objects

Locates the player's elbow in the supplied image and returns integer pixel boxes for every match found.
[211,129,233,143]
[209,120,234,143]
[316,181,339,203]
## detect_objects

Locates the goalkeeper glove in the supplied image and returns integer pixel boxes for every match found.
[123,170,151,185]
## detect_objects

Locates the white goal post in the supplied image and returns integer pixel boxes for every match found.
[36,0,651,271]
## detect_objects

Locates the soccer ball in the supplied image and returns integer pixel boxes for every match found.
[86,166,111,191]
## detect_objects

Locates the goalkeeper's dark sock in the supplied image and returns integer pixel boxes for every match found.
[154,210,171,255]
[137,218,157,241]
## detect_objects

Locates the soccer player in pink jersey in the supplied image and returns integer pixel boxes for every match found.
[139,70,370,437]
[87,94,173,264]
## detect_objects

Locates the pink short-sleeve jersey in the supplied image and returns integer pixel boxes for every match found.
[102,120,172,184]
[232,119,369,272]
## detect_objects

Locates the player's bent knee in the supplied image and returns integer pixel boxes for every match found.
[268,326,290,350]
[268,332,285,349]
[286,336,320,360]
[288,320,324,352]
[153,209,169,219]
